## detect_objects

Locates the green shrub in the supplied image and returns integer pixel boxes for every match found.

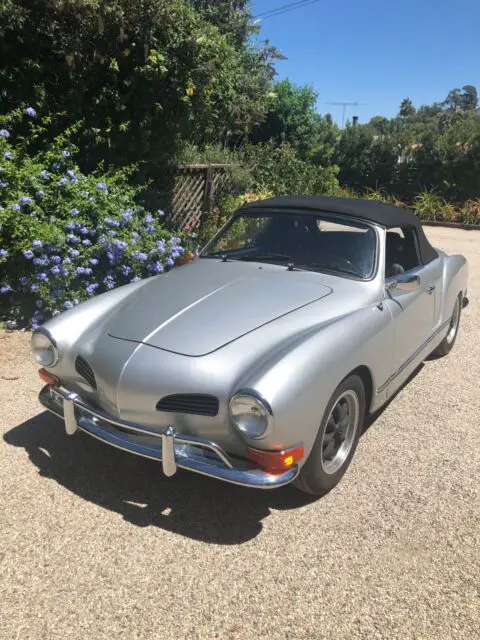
[0,117,183,329]
[413,190,456,222]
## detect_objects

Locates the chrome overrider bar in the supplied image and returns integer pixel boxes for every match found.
[38,385,299,489]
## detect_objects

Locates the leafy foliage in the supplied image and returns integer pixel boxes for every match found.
[0,0,278,175]
[0,114,183,329]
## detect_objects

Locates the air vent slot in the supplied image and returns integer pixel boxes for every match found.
[156,394,219,417]
[75,355,97,389]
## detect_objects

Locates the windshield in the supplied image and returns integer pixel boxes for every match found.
[201,211,377,279]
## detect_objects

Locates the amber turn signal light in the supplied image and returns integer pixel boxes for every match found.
[247,444,304,474]
[38,368,60,387]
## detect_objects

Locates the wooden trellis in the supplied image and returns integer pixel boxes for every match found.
[170,164,231,229]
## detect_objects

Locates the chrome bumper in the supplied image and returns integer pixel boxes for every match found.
[38,385,298,489]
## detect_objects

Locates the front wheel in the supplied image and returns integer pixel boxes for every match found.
[294,374,365,496]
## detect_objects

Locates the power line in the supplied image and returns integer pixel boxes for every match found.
[326,101,367,128]
[255,0,322,20]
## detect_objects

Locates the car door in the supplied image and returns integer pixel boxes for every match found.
[383,227,440,376]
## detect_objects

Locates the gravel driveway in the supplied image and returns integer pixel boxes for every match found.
[1,227,478,640]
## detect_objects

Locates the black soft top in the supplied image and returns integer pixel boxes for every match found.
[240,195,438,264]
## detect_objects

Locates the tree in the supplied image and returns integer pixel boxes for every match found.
[0,0,278,174]
[369,116,390,135]
[399,98,416,117]
[443,85,478,111]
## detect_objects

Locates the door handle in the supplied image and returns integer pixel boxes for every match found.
[425,284,436,294]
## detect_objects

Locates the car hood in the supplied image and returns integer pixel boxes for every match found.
[107,259,332,356]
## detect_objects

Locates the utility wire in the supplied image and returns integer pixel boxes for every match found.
[255,0,322,20]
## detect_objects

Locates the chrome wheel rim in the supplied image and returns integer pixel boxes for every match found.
[321,390,359,475]
[446,298,460,344]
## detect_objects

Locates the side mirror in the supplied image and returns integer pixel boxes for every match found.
[388,274,420,292]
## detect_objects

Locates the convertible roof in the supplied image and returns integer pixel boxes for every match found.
[239,195,438,264]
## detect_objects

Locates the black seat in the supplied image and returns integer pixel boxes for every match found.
[386,232,405,277]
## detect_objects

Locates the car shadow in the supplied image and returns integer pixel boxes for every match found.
[4,363,425,545]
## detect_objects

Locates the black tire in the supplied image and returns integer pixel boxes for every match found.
[294,374,366,496]
[430,294,462,358]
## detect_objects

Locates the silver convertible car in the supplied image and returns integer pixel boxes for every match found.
[32,196,469,496]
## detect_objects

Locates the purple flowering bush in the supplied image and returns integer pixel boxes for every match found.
[0,117,183,329]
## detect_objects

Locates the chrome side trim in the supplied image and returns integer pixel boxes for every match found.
[376,319,450,394]
[39,385,298,489]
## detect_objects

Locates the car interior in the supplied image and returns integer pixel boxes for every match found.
[385,228,421,277]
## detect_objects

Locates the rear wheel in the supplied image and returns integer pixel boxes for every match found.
[431,294,462,358]
[294,374,365,496]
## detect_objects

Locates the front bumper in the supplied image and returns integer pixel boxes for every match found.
[39,385,298,489]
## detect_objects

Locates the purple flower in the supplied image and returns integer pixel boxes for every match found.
[82,239,92,247]
[51,162,60,170]
[63,301,73,309]
[58,177,68,186]
[107,230,117,237]
[32,240,43,249]
[66,234,80,244]
[89,229,96,237]
[120,265,132,276]
[145,225,155,233]
[114,240,127,250]
[1,284,12,294]
[35,190,44,198]
[71,207,79,216]
[37,272,48,281]
[0,181,8,188]
[68,248,80,258]
[50,265,61,275]
[62,150,71,158]
[24,107,37,117]
[96,182,108,192]
[170,236,181,245]
[3,151,13,160]
[50,255,61,265]
[89,258,99,266]
[135,251,148,262]
[131,231,139,240]
[0,129,9,138]
[19,276,28,285]
[65,222,76,231]
[145,213,154,223]
[0,248,8,258]
[88,196,96,203]
[75,266,85,276]
[33,256,48,266]
[121,211,133,224]
[19,196,32,207]
[148,262,164,274]
[66,169,75,178]
[23,250,34,259]
[84,267,92,276]
[63,257,72,265]
[79,226,89,236]
[130,276,142,283]
[104,217,120,228]
[103,275,115,290]
[86,283,99,295]
[157,209,165,216]
[40,170,49,180]
[157,239,166,253]
[10,204,21,211]
[166,258,174,267]
[30,283,39,292]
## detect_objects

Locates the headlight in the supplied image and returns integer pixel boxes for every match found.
[31,330,59,367]
[229,391,273,439]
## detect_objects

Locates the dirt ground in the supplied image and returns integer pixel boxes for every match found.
[0,226,478,640]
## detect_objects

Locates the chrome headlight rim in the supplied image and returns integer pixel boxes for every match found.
[229,389,274,440]
[31,328,59,368]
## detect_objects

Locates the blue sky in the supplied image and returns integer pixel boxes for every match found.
[250,0,480,125]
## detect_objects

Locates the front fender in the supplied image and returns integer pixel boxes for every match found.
[237,303,394,459]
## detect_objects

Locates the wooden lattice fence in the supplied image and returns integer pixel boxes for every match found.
[170,164,232,229]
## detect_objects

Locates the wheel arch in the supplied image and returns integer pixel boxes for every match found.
[344,365,374,414]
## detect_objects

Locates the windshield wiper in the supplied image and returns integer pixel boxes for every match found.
[301,262,363,278]
[236,252,293,263]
